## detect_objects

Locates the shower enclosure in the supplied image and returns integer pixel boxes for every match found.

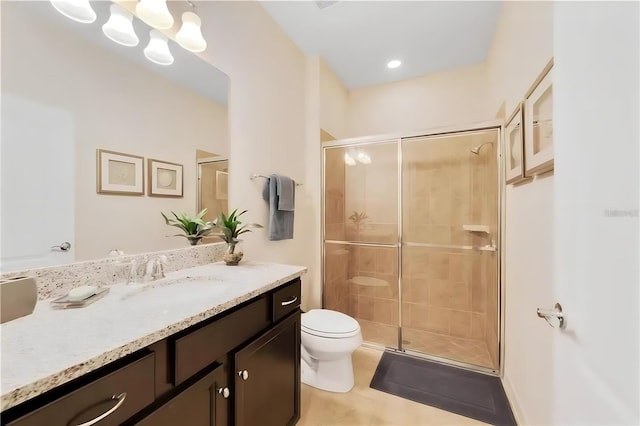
[322,123,502,373]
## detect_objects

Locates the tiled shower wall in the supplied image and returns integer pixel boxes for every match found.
[325,149,346,242]
[324,149,350,312]
[324,130,499,369]
[343,143,398,244]
[401,131,499,368]
[346,246,398,326]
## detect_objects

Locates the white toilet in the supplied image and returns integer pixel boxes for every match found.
[301,309,362,393]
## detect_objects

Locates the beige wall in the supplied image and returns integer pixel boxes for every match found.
[1,2,228,261]
[348,63,491,138]
[191,2,321,309]
[303,55,323,311]
[485,2,554,424]
[319,59,349,140]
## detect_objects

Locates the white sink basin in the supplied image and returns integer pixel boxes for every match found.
[118,274,223,303]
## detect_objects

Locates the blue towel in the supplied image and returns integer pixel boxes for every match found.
[276,175,295,211]
[262,174,295,240]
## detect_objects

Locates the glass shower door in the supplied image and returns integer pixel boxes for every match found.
[323,141,400,349]
[401,129,500,370]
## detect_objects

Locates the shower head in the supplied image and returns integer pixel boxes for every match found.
[471,141,494,155]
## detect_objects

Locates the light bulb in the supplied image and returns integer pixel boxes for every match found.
[102,4,139,47]
[356,152,371,164]
[344,153,356,166]
[49,0,96,23]
[136,0,174,30]
[144,30,174,66]
[176,12,207,52]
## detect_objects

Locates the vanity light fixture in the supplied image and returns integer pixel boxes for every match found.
[49,0,96,24]
[387,59,402,69]
[102,4,139,47]
[144,29,174,66]
[176,11,207,52]
[136,0,174,30]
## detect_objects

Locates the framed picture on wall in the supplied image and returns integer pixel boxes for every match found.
[96,149,144,195]
[505,102,528,184]
[148,158,183,197]
[524,59,554,176]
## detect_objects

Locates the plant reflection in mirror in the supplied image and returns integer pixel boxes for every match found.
[161,209,215,245]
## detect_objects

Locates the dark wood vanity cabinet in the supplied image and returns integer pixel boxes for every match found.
[5,353,156,426]
[2,278,301,426]
[135,362,230,426]
[234,312,300,426]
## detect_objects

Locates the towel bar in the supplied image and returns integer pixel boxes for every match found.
[250,174,303,186]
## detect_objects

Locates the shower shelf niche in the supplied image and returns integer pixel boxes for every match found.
[348,276,389,287]
[462,224,491,234]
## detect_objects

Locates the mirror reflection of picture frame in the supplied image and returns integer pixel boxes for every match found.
[524,59,554,176]
[96,149,144,195]
[505,102,529,184]
[216,170,228,200]
[148,159,183,198]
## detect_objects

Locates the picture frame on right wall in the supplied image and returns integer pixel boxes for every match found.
[505,102,528,184]
[524,59,554,176]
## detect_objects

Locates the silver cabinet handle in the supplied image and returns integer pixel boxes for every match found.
[51,241,71,251]
[237,370,249,380]
[281,296,298,306]
[75,392,127,426]
[217,387,230,398]
[537,303,565,329]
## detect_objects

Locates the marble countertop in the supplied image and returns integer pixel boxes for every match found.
[0,261,306,412]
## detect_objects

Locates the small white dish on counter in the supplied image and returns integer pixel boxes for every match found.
[50,286,109,309]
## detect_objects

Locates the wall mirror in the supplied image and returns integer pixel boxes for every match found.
[1,1,229,272]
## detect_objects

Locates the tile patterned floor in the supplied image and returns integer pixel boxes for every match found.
[358,320,495,369]
[298,347,488,426]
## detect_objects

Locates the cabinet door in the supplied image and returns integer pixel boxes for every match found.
[235,312,300,426]
[136,363,229,426]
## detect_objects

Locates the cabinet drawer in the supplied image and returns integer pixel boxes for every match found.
[173,296,270,385]
[8,353,155,426]
[272,279,301,322]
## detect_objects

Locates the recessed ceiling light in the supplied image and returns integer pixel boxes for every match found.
[387,60,402,69]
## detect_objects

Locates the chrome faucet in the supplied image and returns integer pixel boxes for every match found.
[144,255,167,281]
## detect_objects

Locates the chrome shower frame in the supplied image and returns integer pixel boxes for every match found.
[321,120,505,377]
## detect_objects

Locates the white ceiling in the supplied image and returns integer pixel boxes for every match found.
[261,1,503,89]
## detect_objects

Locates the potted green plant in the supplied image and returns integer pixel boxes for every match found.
[212,209,262,265]
[161,209,215,246]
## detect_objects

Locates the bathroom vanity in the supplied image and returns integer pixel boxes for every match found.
[0,262,305,426]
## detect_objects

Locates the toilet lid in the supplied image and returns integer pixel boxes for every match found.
[302,309,360,337]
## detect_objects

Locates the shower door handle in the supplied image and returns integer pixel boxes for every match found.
[537,303,565,329]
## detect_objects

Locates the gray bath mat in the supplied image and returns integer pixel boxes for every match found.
[370,351,516,426]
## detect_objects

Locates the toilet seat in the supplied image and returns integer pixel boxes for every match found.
[302,309,360,339]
